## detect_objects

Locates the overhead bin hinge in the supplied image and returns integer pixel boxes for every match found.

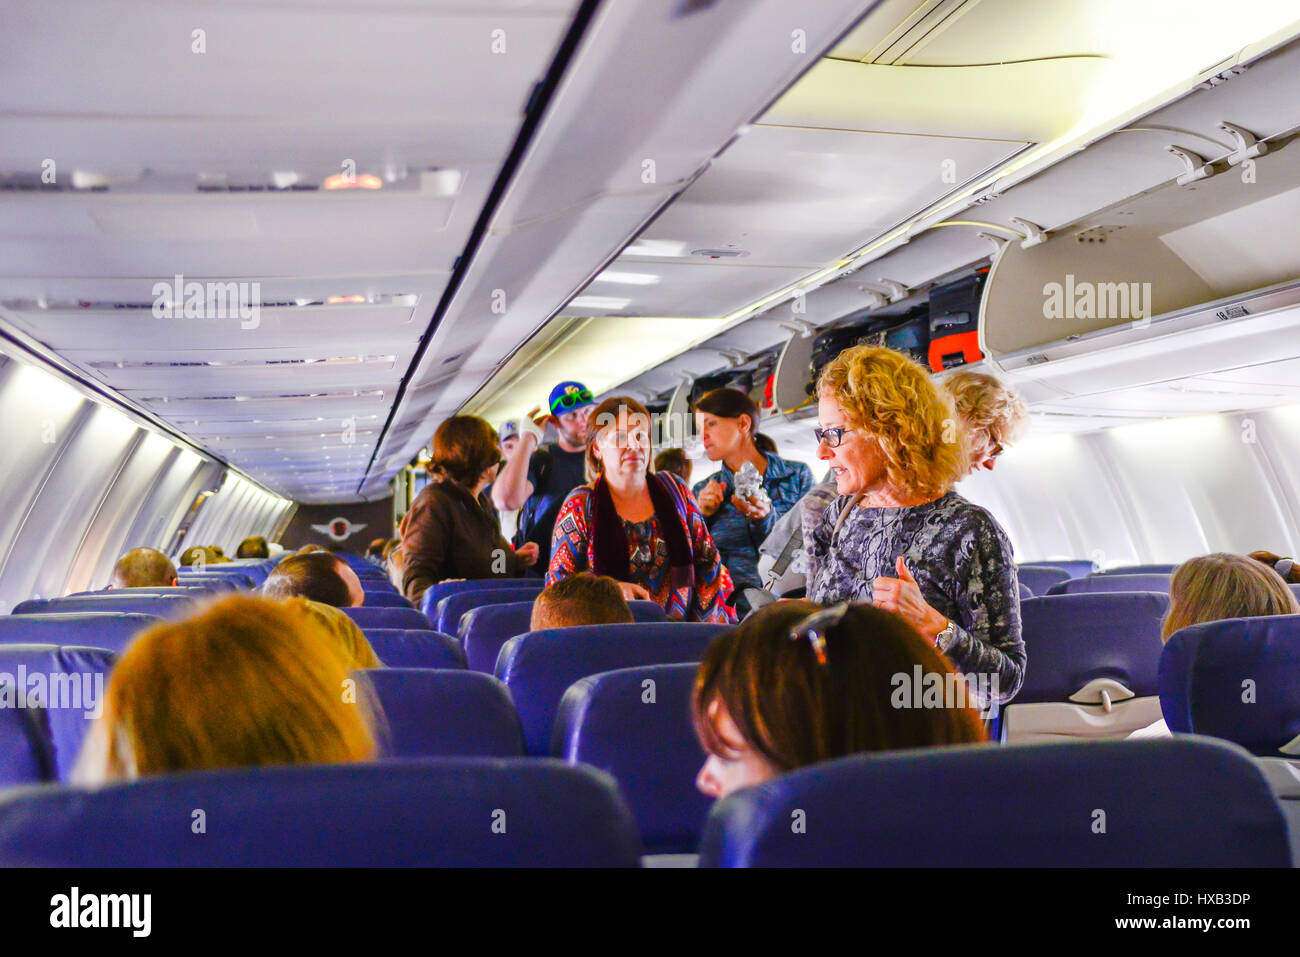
[977,232,1010,256]
[860,279,909,303]
[718,349,748,368]
[1166,145,1216,186]
[779,319,817,339]
[853,284,889,309]
[1009,217,1048,248]
[1217,122,1269,164]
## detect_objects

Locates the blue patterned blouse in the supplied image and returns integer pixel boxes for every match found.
[693,452,815,591]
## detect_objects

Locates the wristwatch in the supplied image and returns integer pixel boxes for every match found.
[934,619,956,650]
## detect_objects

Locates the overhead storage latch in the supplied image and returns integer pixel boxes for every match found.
[1166,145,1215,186]
[1217,121,1268,164]
[1009,217,1048,248]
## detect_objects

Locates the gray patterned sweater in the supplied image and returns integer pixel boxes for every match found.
[806,490,1025,703]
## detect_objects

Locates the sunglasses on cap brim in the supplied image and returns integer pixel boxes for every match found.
[550,389,594,413]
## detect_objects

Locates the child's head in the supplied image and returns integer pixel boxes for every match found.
[692,600,987,799]
[530,573,635,631]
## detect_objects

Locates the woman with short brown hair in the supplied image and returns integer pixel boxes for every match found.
[397,415,538,603]
[692,600,987,799]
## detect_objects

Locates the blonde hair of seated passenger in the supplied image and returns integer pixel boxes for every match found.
[1162,552,1300,642]
[80,594,377,782]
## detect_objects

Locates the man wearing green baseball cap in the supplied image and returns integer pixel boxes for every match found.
[491,381,597,570]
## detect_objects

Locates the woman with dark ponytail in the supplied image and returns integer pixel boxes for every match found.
[693,388,813,611]
[547,397,734,623]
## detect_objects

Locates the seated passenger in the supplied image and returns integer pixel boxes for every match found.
[1131,552,1300,738]
[72,595,377,783]
[397,415,538,603]
[365,538,387,563]
[692,600,987,799]
[297,543,326,555]
[110,547,178,588]
[178,545,229,567]
[529,572,634,631]
[653,447,694,486]
[693,388,814,612]
[943,370,1029,474]
[1248,549,1300,585]
[806,346,1025,703]
[547,396,735,623]
[283,597,382,669]
[263,552,366,608]
[236,536,270,559]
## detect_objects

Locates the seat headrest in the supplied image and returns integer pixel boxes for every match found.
[1017,593,1168,702]
[699,738,1289,867]
[1160,614,1300,755]
[342,606,433,632]
[434,585,545,636]
[362,629,466,670]
[12,595,193,618]
[462,599,667,673]
[419,577,546,617]
[1046,574,1170,596]
[496,622,728,755]
[0,759,642,866]
[555,663,708,854]
[0,613,160,655]
[356,591,413,608]
[361,669,523,757]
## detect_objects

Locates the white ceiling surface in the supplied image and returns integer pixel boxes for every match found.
[0,0,578,503]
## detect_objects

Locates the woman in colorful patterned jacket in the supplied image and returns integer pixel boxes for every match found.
[547,396,734,623]
[692,387,813,613]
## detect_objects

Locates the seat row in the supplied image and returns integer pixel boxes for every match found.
[0,737,1289,866]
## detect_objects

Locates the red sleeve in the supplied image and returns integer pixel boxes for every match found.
[676,476,735,624]
[546,487,591,586]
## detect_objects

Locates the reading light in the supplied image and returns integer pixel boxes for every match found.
[322,173,383,190]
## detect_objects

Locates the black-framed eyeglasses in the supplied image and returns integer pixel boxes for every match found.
[813,426,854,448]
[788,603,851,667]
[551,388,594,413]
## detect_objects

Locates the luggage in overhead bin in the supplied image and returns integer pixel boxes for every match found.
[689,369,751,407]
[808,319,880,386]
[882,308,931,367]
[928,269,988,372]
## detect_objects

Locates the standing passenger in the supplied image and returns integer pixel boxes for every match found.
[492,381,597,570]
[692,388,812,613]
[547,397,734,623]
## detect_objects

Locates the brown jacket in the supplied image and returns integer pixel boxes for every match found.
[398,479,527,603]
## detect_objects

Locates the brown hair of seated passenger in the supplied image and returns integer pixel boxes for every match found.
[1163,552,1300,642]
[692,600,987,774]
[236,536,270,559]
[90,594,376,779]
[653,447,693,484]
[531,572,635,631]
[111,547,178,588]
[263,552,352,607]
[1248,550,1300,585]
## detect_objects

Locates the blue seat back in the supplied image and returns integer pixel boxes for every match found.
[1017,582,1032,601]
[420,577,544,618]
[435,585,545,636]
[1046,574,1171,596]
[12,594,194,619]
[0,645,117,782]
[70,585,215,598]
[179,571,253,590]
[1016,565,1069,595]
[363,629,466,669]
[0,683,54,786]
[1160,614,1300,755]
[358,591,412,607]
[363,669,524,757]
[1017,593,1169,702]
[0,613,160,655]
[343,606,433,632]
[0,760,642,866]
[496,622,729,755]
[555,663,708,854]
[699,738,1290,867]
[1020,560,1095,579]
[462,600,668,673]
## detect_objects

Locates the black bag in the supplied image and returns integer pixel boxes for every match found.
[511,447,552,549]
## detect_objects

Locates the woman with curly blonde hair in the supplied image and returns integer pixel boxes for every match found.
[806,345,1024,703]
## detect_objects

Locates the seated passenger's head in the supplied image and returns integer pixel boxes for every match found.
[110,547,178,588]
[943,370,1028,474]
[692,600,987,800]
[178,545,225,567]
[73,595,376,783]
[1162,552,1300,642]
[235,536,270,559]
[366,538,387,560]
[585,396,652,483]
[815,345,966,500]
[431,415,502,492]
[283,597,382,669]
[531,573,635,631]
[263,552,364,607]
[653,447,693,485]
[1248,550,1300,585]
[297,543,325,554]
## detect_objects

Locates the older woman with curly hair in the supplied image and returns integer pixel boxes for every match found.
[944,369,1029,475]
[806,345,1024,703]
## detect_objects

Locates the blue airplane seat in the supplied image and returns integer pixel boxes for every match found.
[362,629,466,670]
[0,613,160,655]
[1046,574,1171,596]
[362,669,524,758]
[462,599,667,673]
[434,585,546,636]
[342,606,434,632]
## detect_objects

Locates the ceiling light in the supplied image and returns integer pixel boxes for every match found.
[570,296,631,311]
[621,239,691,258]
[595,271,661,285]
[322,173,383,190]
